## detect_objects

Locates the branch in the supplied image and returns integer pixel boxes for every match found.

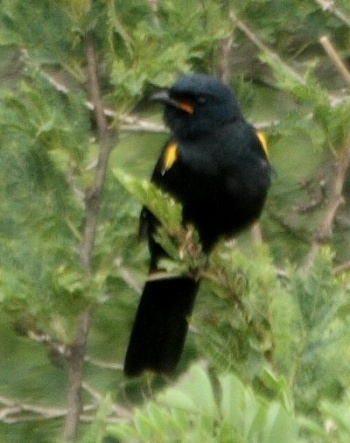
[64,30,114,443]
[64,310,92,443]
[0,395,95,424]
[304,135,350,268]
[0,394,131,424]
[80,31,113,272]
[319,35,350,86]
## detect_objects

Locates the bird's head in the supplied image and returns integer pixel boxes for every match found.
[151,74,242,139]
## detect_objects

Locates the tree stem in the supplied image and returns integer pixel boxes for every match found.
[63,30,113,442]
[63,311,92,442]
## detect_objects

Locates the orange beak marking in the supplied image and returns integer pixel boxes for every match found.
[178,100,194,114]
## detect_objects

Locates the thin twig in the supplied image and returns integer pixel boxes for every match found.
[85,356,123,371]
[216,36,234,84]
[114,256,142,294]
[229,11,305,85]
[82,382,133,419]
[315,0,350,27]
[250,222,264,245]
[332,260,350,276]
[41,69,166,133]
[27,329,70,359]
[147,0,160,27]
[304,135,350,268]
[319,35,350,86]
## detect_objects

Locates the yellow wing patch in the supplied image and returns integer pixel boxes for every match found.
[256,131,269,159]
[162,141,178,175]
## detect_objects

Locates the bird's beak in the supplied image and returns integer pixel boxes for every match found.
[150,90,194,114]
[150,90,173,105]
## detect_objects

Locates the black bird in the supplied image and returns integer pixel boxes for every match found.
[124,74,273,377]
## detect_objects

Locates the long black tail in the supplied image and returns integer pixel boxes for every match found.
[124,276,199,377]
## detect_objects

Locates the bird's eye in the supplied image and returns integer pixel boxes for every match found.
[196,96,207,105]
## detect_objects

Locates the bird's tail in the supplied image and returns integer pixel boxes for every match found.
[124,276,199,377]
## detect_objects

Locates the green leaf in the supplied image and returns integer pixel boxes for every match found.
[261,368,294,412]
[114,168,182,230]
[159,388,197,412]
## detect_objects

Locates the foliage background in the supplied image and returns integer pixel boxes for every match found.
[0,0,349,441]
